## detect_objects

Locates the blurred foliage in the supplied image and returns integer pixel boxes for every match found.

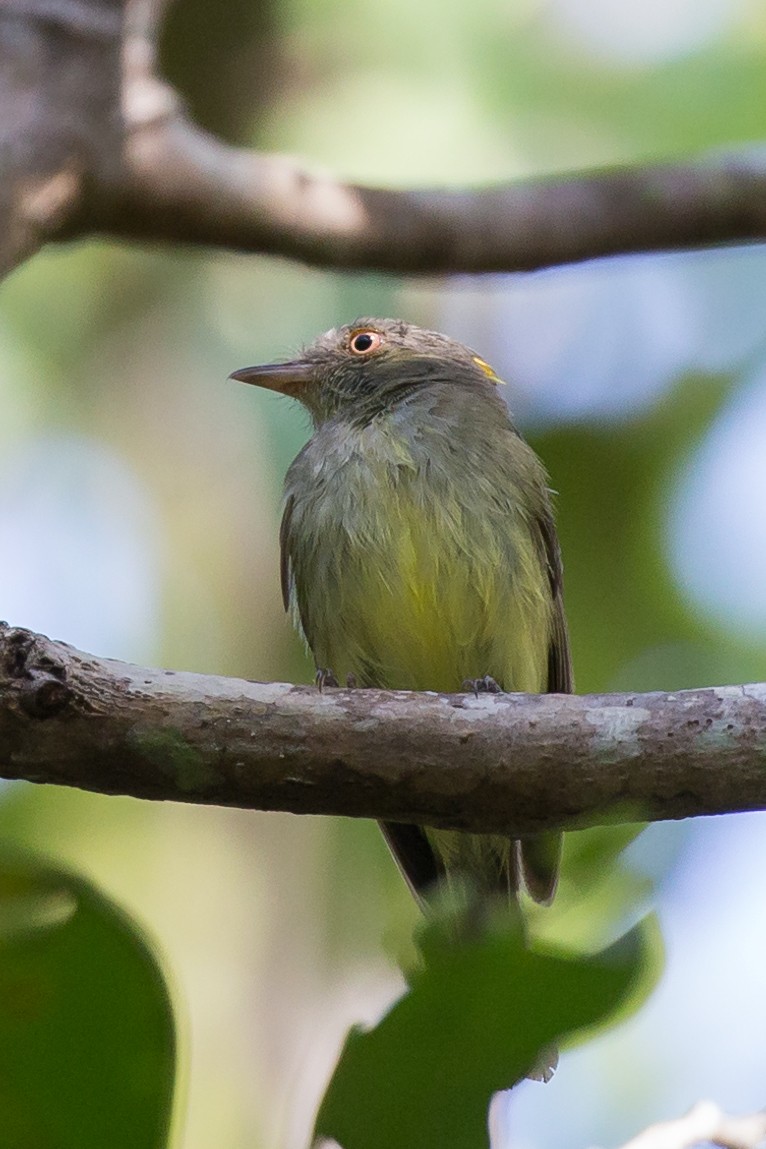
[0,853,175,1149]
[528,820,653,952]
[540,371,743,693]
[316,908,659,1149]
[250,0,766,182]
[3,0,766,1147]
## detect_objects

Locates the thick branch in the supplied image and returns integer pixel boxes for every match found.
[95,102,766,273]
[0,0,123,275]
[2,624,766,835]
[93,3,766,271]
[6,0,766,278]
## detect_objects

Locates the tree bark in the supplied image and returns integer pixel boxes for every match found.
[3,623,766,835]
[93,121,766,273]
[0,0,123,275]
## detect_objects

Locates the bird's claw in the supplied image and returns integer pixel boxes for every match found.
[462,674,503,698]
[315,667,340,691]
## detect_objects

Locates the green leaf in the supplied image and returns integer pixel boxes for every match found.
[0,852,175,1149]
[315,914,658,1149]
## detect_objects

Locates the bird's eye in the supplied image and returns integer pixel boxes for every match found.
[349,331,382,355]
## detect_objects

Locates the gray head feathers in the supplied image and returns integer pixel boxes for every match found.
[295,317,508,424]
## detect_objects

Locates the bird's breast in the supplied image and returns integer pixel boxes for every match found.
[284,422,552,693]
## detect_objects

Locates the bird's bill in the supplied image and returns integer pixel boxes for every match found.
[229,360,312,397]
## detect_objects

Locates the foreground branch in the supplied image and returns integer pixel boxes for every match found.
[2,624,766,834]
[616,1101,766,1149]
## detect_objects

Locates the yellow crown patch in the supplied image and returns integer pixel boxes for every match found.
[472,356,505,384]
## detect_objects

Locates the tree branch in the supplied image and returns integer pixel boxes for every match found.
[3,623,766,835]
[615,1102,766,1149]
[0,0,123,275]
[99,63,766,273]
[5,0,766,278]
[79,0,766,272]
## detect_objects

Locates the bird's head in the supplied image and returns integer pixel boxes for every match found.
[230,318,505,425]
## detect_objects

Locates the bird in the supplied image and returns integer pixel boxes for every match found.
[231,318,572,908]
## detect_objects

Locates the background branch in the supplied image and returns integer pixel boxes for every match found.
[3,623,766,835]
[93,110,766,273]
[616,1102,766,1149]
[0,0,123,275]
[4,0,766,279]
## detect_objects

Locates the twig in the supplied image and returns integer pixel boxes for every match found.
[614,1101,766,1149]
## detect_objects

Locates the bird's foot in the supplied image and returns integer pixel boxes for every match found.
[315,667,339,691]
[316,669,361,690]
[462,674,503,698]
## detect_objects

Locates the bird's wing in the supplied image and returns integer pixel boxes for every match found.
[280,492,322,661]
[547,598,573,694]
[538,507,574,694]
[379,821,445,904]
[518,503,572,903]
[279,494,295,613]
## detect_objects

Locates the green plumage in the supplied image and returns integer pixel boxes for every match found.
[233,318,572,904]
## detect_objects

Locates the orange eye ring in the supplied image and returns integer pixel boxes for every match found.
[348,330,383,356]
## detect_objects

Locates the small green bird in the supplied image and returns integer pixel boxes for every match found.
[232,318,572,906]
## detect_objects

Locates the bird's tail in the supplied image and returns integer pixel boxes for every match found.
[516,831,562,905]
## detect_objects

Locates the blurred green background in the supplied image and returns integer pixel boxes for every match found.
[3,0,766,1145]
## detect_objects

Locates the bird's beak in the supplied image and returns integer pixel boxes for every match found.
[229,360,312,397]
